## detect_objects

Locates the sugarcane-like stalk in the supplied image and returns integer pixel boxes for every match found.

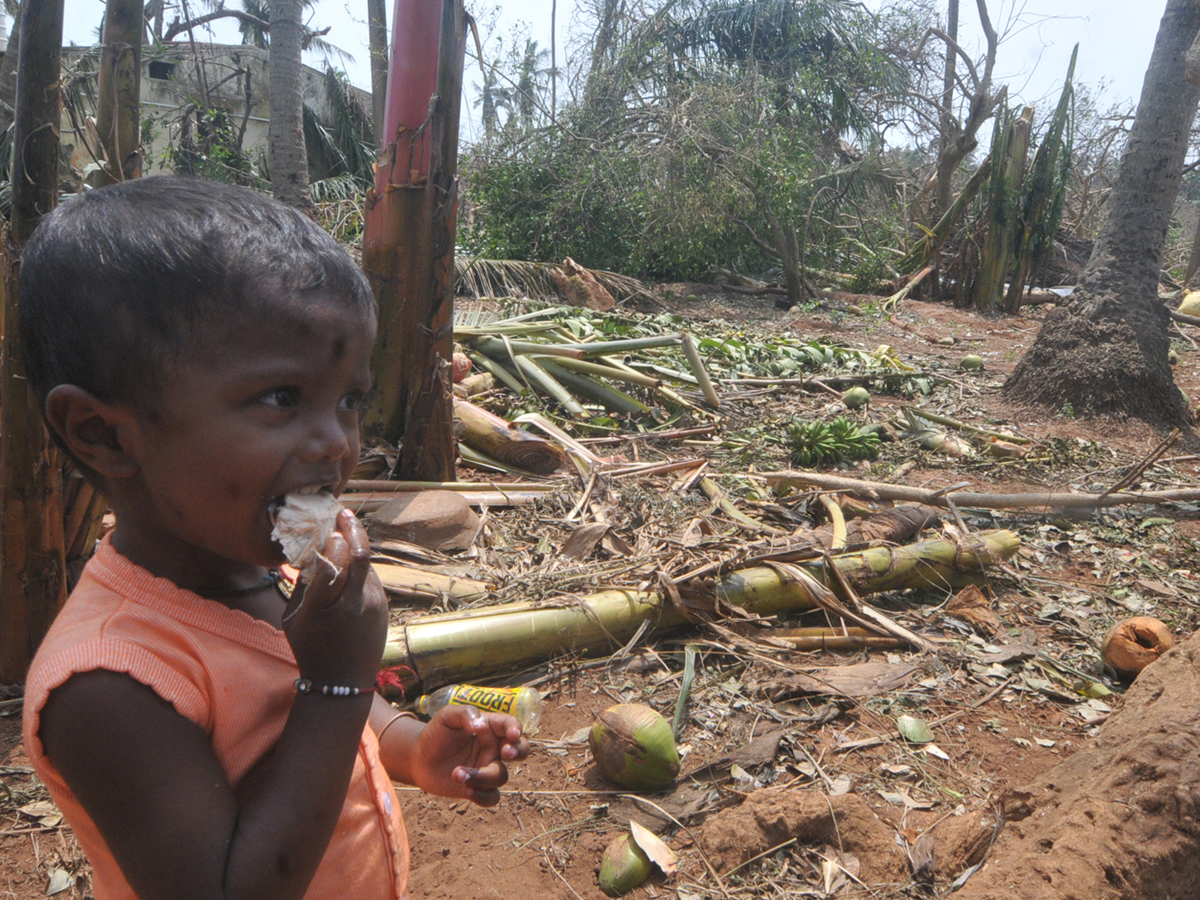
[539,359,655,417]
[453,398,567,475]
[372,562,489,603]
[347,479,560,492]
[362,0,465,480]
[511,355,588,418]
[470,335,585,360]
[466,351,527,395]
[454,371,494,396]
[343,489,549,515]
[774,628,906,651]
[89,0,143,185]
[680,334,721,407]
[0,0,66,681]
[381,530,1019,686]
[539,355,661,388]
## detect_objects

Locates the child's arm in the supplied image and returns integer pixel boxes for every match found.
[39,512,388,900]
[370,697,530,807]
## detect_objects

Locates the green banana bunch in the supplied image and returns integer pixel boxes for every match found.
[788,417,880,468]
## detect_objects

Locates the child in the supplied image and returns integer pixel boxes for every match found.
[20,176,529,900]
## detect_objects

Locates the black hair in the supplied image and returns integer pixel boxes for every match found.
[20,175,376,414]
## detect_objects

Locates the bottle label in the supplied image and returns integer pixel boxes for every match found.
[449,685,519,716]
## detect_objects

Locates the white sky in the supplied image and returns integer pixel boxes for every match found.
[55,0,1163,141]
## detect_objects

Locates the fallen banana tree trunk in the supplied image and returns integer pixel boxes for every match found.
[380,530,1019,687]
[764,471,1200,511]
[453,398,567,475]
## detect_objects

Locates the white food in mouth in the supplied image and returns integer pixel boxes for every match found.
[270,489,342,571]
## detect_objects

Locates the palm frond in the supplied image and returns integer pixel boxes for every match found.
[454,257,651,303]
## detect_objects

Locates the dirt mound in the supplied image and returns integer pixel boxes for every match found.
[699,790,910,883]
[1003,304,1192,427]
[958,629,1200,900]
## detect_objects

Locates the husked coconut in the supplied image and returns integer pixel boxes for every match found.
[270,491,343,572]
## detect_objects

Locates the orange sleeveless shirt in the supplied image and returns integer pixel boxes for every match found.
[23,536,409,900]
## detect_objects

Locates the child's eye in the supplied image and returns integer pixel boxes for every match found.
[340,390,366,411]
[261,388,299,408]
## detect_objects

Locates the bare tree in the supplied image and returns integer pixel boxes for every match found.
[908,0,1003,226]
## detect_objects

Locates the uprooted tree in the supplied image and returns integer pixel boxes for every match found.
[1002,0,1200,426]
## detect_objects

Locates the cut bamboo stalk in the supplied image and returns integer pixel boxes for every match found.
[346,479,560,492]
[680,334,722,407]
[466,350,527,395]
[763,471,1200,511]
[537,355,661,388]
[381,530,1020,685]
[372,561,490,602]
[470,335,586,360]
[453,398,567,474]
[609,459,707,478]
[580,426,719,446]
[453,371,494,396]
[511,355,588,418]
[562,335,683,356]
[343,489,548,514]
[774,631,906,651]
[539,359,655,417]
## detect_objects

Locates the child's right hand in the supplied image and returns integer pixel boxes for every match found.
[282,508,388,692]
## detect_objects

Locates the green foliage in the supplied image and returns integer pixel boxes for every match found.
[462,0,910,285]
[788,416,879,467]
[167,105,267,188]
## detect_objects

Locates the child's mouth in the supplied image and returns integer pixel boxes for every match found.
[268,485,334,526]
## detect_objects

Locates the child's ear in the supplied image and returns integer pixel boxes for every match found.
[44,386,141,479]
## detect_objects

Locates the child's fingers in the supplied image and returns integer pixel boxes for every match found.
[304,531,351,609]
[453,763,507,807]
[335,509,372,602]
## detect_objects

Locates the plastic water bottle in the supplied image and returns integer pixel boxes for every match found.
[416,684,543,735]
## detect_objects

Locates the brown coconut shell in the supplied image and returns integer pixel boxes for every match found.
[1101,617,1175,680]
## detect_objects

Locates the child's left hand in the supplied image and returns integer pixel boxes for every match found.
[410,705,531,806]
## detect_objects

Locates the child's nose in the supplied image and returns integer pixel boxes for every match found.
[299,412,352,463]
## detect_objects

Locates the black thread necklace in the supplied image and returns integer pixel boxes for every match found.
[202,570,284,598]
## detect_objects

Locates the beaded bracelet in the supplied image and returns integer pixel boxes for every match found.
[294,677,376,697]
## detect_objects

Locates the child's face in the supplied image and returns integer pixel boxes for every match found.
[121,293,375,571]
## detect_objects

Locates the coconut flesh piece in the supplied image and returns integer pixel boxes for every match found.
[270,491,343,573]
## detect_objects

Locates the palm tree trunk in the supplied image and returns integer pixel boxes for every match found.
[268,0,313,212]
[1004,0,1200,426]
[89,0,143,185]
[0,0,66,681]
[368,0,388,147]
